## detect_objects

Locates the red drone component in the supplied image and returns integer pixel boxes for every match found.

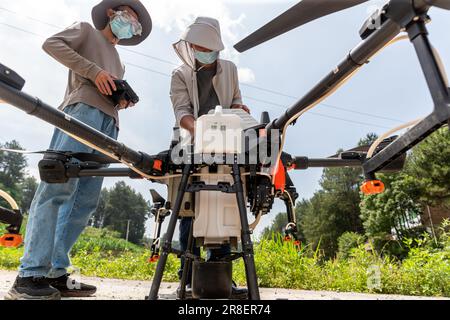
[152,159,163,172]
[272,159,286,193]
[0,233,23,248]
[148,255,160,263]
[361,180,385,195]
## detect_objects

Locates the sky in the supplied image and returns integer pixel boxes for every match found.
[0,0,449,239]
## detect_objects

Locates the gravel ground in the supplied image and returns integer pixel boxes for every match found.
[1,270,448,300]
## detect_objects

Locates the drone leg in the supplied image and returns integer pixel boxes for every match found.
[231,163,260,300]
[178,218,195,300]
[148,164,192,300]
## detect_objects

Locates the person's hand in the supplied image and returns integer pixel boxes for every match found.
[231,104,250,114]
[180,115,196,138]
[117,99,135,110]
[0,98,4,103]
[95,70,117,96]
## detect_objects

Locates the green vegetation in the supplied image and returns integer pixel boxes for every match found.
[1,224,448,297]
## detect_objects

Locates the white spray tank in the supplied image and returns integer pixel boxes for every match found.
[193,106,245,247]
[194,106,243,155]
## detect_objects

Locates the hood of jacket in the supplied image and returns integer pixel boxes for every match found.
[173,16,225,71]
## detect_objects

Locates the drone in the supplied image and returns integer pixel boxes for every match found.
[0,0,449,300]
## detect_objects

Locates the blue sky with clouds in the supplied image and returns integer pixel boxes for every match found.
[1,0,449,238]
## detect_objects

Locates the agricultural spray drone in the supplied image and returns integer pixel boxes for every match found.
[0,0,449,300]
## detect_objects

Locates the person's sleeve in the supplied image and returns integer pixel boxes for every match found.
[231,64,243,105]
[170,70,194,125]
[42,22,103,83]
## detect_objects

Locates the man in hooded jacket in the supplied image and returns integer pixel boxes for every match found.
[170,16,249,299]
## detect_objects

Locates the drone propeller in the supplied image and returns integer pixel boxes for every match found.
[150,189,166,205]
[234,0,369,52]
[423,0,450,10]
[328,145,370,159]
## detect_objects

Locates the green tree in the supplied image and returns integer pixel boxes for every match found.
[406,127,450,209]
[91,188,110,228]
[360,128,449,256]
[99,181,150,244]
[360,172,422,256]
[0,140,28,207]
[299,191,338,257]
[19,176,38,213]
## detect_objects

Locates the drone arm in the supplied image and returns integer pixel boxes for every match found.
[292,157,363,170]
[0,79,156,174]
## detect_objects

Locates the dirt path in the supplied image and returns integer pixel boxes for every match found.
[0,270,447,300]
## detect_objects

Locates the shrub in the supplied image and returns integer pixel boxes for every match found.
[337,232,366,260]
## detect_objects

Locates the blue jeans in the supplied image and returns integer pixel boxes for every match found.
[178,217,231,285]
[19,103,118,278]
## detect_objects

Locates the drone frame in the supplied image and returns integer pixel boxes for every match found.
[0,0,449,300]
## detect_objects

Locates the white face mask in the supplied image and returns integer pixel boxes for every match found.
[110,11,142,40]
[194,50,219,65]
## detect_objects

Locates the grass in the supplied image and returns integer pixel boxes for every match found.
[1,226,449,297]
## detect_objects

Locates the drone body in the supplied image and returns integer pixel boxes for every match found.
[0,0,449,300]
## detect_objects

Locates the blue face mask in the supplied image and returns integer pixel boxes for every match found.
[110,15,135,40]
[194,50,219,65]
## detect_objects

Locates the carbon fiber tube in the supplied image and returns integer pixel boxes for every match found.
[294,157,363,169]
[0,80,154,172]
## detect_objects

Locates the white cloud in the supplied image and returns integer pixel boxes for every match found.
[238,67,255,83]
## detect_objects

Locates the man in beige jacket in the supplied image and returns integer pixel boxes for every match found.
[170,16,249,299]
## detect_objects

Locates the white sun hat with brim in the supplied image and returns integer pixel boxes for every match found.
[91,0,152,46]
[173,17,225,70]
[180,17,225,51]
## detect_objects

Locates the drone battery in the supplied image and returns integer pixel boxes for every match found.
[192,261,232,299]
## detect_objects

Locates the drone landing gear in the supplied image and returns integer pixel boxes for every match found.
[147,163,261,300]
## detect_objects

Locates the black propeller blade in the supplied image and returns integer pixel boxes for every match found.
[150,189,166,205]
[424,0,450,9]
[234,0,369,52]
[328,145,370,158]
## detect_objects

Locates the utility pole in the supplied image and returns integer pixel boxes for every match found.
[125,219,131,247]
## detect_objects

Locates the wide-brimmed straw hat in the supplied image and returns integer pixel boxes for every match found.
[92,0,152,46]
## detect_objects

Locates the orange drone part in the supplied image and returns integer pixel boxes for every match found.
[0,234,23,248]
[272,159,286,192]
[152,159,163,172]
[361,180,385,195]
[148,255,160,263]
